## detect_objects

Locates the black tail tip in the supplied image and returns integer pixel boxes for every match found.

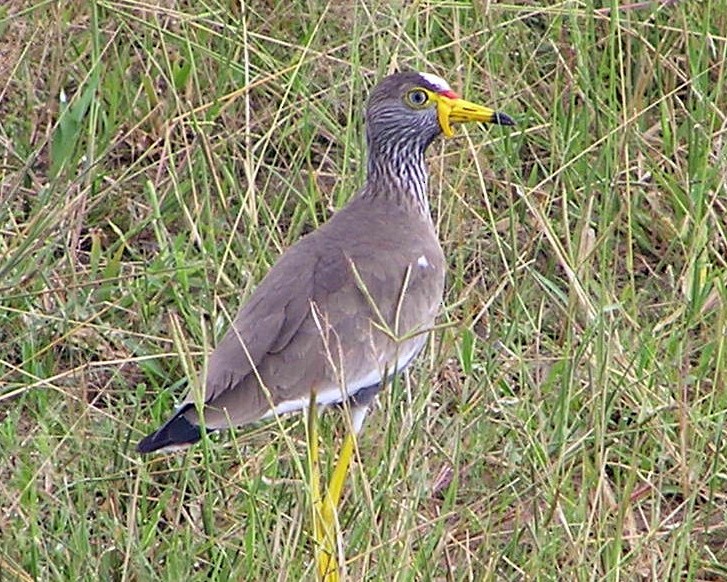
[137,413,202,454]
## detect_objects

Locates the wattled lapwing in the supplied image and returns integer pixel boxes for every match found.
[137,70,513,578]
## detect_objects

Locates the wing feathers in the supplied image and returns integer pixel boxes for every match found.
[149,199,444,440]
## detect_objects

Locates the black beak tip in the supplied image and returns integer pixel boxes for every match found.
[493,112,515,126]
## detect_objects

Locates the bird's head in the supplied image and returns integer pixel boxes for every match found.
[365,71,514,152]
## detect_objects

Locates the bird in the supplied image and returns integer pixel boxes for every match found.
[137,70,513,577]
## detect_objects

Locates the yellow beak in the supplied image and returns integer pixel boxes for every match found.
[435,94,514,138]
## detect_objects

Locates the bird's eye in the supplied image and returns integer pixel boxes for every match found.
[406,89,429,108]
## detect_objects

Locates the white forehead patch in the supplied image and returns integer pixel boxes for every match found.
[419,72,451,93]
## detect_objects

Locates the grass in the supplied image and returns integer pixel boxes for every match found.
[1,0,726,580]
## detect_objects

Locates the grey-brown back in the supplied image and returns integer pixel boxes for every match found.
[181,194,445,430]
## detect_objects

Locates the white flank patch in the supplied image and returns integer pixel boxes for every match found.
[419,72,451,92]
[263,386,346,418]
[417,254,429,268]
[264,342,425,419]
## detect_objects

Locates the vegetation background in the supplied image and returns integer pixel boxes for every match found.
[1,0,726,580]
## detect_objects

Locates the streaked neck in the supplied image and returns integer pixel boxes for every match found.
[359,132,431,216]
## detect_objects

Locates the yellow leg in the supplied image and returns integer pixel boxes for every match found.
[307,404,357,581]
[322,433,355,527]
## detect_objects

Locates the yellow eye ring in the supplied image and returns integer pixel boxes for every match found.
[405,88,429,108]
